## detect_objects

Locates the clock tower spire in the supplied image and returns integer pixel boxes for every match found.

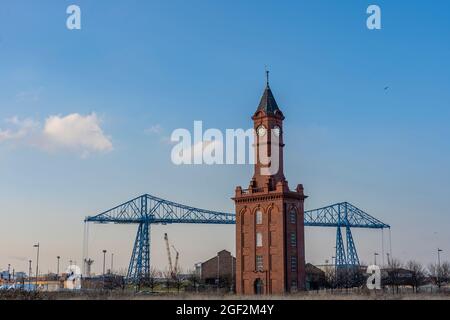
[233,75,307,295]
[251,76,286,192]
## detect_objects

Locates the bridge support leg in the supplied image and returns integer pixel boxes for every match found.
[335,227,348,287]
[345,226,360,267]
[127,221,151,285]
[335,227,347,268]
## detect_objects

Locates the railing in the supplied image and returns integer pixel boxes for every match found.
[241,187,264,194]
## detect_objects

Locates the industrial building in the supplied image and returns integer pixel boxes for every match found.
[305,264,327,290]
[199,250,236,287]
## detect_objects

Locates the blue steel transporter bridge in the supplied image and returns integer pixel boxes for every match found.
[84,194,390,283]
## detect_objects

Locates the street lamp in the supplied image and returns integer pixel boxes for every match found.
[33,243,40,287]
[102,250,107,275]
[57,256,60,276]
[437,248,443,289]
[374,252,379,266]
[28,260,32,288]
[102,250,107,289]
[110,253,114,274]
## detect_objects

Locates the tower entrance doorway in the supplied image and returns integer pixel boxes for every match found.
[254,279,264,295]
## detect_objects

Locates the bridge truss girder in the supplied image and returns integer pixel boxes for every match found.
[85,194,389,283]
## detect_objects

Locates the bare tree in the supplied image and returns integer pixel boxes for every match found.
[145,267,160,293]
[116,268,128,277]
[162,269,173,293]
[386,257,403,294]
[431,262,450,288]
[173,266,184,293]
[323,265,336,289]
[406,260,426,292]
[428,263,438,278]
[442,262,450,284]
[388,257,403,269]
[187,268,201,293]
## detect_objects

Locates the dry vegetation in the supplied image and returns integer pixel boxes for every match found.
[1,290,449,300]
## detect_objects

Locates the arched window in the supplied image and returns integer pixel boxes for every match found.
[256,232,263,247]
[256,210,263,225]
[291,256,297,272]
[256,255,263,271]
[290,233,297,247]
[290,210,296,224]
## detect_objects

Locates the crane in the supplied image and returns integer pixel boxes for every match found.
[172,245,180,275]
[164,233,173,277]
[164,233,180,279]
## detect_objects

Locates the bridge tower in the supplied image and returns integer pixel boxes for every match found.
[233,74,307,295]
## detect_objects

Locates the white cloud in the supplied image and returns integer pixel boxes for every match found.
[43,113,113,153]
[0,117,39,142]
[144,124,163,135]
[0,113,113,157]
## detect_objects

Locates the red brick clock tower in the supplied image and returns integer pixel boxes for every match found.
[233,75,306,295]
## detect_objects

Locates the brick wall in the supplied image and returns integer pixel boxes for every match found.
[201,250,236,284]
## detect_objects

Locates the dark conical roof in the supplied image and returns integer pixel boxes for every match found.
[256,85,281,115]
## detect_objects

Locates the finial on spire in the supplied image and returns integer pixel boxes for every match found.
[265,66,270,87]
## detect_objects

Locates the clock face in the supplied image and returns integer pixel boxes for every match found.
[273,126,281,137]
[257,125,267,137]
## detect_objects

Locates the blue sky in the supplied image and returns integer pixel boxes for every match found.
[1,0,449,275]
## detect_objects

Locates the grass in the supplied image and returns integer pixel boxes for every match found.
[1,290,449,300]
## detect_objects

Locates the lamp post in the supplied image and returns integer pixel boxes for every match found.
[56,256,60,276]
[437,248,443,289]
[102,250,107,275]
[374,252,379,266]
[33,243,40,288]
[28,260,32,288]
[333,246,337,280]
[331,256,337,289]
[110,253,114,275]
[102,250,107,289]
